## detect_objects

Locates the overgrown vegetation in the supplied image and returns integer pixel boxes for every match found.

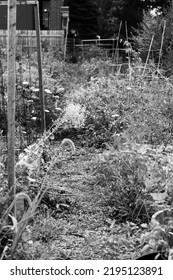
[1,25,173,259]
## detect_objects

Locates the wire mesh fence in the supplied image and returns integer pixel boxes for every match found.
[0,47,57,153]
[0,87,42,152]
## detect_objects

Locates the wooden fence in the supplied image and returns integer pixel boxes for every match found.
[0,30,64,48]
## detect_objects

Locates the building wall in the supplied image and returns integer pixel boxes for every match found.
[0,0,65,31]
[50,0,63,30]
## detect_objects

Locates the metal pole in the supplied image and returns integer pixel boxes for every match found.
[34,1,46,133]
[7,0,17,190]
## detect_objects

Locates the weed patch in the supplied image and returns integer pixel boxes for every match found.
[93,143,173,224]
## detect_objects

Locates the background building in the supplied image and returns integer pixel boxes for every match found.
[0,0,69,31]
[40,0,66,30]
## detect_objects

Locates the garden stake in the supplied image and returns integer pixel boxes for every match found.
[114,20,122,63]
[142,35,154,76]
[125,21,132,85]
[157,20,166,72]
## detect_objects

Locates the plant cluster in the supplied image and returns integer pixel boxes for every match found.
[0,130,76,259]
[63,59,173,147]
[93,143,173,223]
[139,209,173,259]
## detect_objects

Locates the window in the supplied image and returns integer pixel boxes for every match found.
[42,11,49,29]
[41,0,50,30]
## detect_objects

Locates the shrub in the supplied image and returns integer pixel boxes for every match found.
[76,44,109,62]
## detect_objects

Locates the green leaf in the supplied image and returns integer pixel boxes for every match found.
[150,192,168,202]
[140,223,148,229]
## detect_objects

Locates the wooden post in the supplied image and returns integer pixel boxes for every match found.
[7,0,17,190]
[114,20,122,63]
[64,16,69,61]
[34,2,46,133]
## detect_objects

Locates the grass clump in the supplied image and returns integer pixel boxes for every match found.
[93,142,173,224]
[93,147,154,224]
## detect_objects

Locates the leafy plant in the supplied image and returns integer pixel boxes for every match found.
[139,209,173,259]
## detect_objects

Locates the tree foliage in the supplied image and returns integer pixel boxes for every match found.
[134,1,173,73]
[64,0,99,39]
[96,0,172,38]
[65,0,172,39]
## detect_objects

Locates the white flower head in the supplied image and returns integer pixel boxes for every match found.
[62,103,86,128]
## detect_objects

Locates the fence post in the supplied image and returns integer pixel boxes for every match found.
[64,16,69,61]
[73,38,76,56]
[34,1,46,133]
[7,0,17,190]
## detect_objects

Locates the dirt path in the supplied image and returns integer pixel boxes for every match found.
[46,147,107,259]
[33,146,140,260]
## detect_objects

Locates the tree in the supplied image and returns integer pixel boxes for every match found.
[134,1,173,74]
[145,0,171,11]
[95,0,145,39]
[65,0,172,40]
[64,0,99,39]
[96,0,123,38]
[96,0,172,39]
